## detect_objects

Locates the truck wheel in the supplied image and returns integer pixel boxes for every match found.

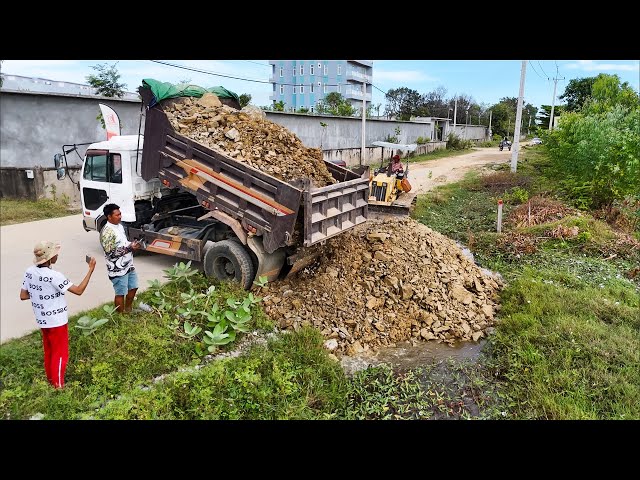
[203,240,256,290]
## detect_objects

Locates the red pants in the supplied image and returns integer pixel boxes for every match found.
[41,324,69,389]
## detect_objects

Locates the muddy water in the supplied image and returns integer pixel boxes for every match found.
[342,339,487,375]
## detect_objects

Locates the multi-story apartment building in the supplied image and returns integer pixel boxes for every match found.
[268,60,373,112]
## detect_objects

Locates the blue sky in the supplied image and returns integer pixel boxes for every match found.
[2,60,638,112]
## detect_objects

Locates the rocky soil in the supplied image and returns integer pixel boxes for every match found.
[262,217,503,356]
[163,94,336,187]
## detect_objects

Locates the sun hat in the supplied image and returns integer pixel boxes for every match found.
[33,240,61,265]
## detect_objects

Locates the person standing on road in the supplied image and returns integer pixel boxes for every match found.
[100,203,141,313]
[20,240,96,389]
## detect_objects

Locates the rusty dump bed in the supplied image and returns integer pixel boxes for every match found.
[139,86,369,254]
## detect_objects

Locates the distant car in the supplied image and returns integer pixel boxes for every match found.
[530,137,542,145]
[327,159,347,168]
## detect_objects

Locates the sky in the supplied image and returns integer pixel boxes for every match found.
[2,59,639,113]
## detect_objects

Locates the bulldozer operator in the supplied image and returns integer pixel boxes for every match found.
[388,154,404,176]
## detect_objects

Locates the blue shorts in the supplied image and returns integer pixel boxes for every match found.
[109,270,138,296]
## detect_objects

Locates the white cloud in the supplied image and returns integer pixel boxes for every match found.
[374,69,437,83]
[565,60,639,72]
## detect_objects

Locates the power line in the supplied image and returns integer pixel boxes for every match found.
[243,60,271,67]
[537,61,550,79]
[150,60,352,88]
[529,61,545,80]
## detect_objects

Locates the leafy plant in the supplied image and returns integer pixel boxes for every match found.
[75,305,118,336]
[163,261,199,288]
[85,62,126,98]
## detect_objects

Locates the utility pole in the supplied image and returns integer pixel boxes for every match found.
[528,115,532,136]
[511,60,527,173]
[549,63,565,131]
[453,98,458,133]
[360,80,366,166]
[488,110,492,139]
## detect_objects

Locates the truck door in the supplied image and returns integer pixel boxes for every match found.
[81,150,133,229]
[107,152,136,222]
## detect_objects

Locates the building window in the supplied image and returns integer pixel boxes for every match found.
[293,85,296,94]
[279,67,283,77]
[323,83,328,93]
[337,65,342,75]
[299,105,304,111]
[310,106,314,113]
[299,65,304,75]
[310,64,314,75]
[279,85,284,95]
[323,64,328,75]
[300,85,304,94]
[310,83,314,93]
[318,62,321,69]
[318,81,321,88]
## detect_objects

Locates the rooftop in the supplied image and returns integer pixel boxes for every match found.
[0,74,140,100]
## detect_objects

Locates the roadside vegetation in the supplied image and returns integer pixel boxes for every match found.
[0,198,81,226]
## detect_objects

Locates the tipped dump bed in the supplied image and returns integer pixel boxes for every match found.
[139,86,369,254]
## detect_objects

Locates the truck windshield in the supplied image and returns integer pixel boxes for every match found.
[83,153,122,183]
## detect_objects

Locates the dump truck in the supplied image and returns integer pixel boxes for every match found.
[55,83,370,289]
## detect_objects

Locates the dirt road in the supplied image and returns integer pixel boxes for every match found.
[408,146,511,195]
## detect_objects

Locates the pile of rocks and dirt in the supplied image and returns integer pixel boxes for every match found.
[262,217,503,356]
[163,94,336,187]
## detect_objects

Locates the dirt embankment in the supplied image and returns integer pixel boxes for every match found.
[262,217,503,356]
[164,94,336,187]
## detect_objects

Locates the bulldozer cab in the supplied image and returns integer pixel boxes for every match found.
[368,141,417,217]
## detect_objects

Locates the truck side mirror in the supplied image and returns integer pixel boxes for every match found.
[53,153,66,180]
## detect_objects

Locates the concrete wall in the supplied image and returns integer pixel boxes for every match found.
[0,166,81,204]
[450,124,489,142]
[322,141,447,167]
[265,111,434,150]
[0,90,144,169]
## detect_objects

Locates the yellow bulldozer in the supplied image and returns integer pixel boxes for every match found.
[367,141,417,217]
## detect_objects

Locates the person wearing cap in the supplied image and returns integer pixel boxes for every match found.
[100,203,141,313]
[20,241,96,389]
[388,154,404,175]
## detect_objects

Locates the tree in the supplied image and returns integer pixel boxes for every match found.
[422,86,449,118]
[545,73,639,209]
[536,104,565,130]
[559,77,597,112]
[317,92,355,117]
[86,62,126,98]
[384,87,424,120]
[239,94,252,108]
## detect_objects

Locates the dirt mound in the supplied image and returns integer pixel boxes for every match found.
[164,94,336,187]
[262,217,503,356]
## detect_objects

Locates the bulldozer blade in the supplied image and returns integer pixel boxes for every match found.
[367,203,413,219]
[367,193,417,219]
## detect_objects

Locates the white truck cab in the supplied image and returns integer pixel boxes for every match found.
[78,135,164,232]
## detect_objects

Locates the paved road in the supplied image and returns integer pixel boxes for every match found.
[1,215,181,344]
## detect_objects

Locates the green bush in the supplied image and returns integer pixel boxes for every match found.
[446,133,473,150]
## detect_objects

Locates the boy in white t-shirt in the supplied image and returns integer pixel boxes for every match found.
[20,240,96,389]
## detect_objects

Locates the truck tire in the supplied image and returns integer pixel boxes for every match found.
[203,240,256,290]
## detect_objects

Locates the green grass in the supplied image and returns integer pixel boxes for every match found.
[0,199,81,226]
[413,149,640,419]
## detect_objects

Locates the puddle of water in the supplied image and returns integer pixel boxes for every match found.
[343,339,487,375]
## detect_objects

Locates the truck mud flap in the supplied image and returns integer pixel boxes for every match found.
[302,175,369,247]
[128,227,204,261]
